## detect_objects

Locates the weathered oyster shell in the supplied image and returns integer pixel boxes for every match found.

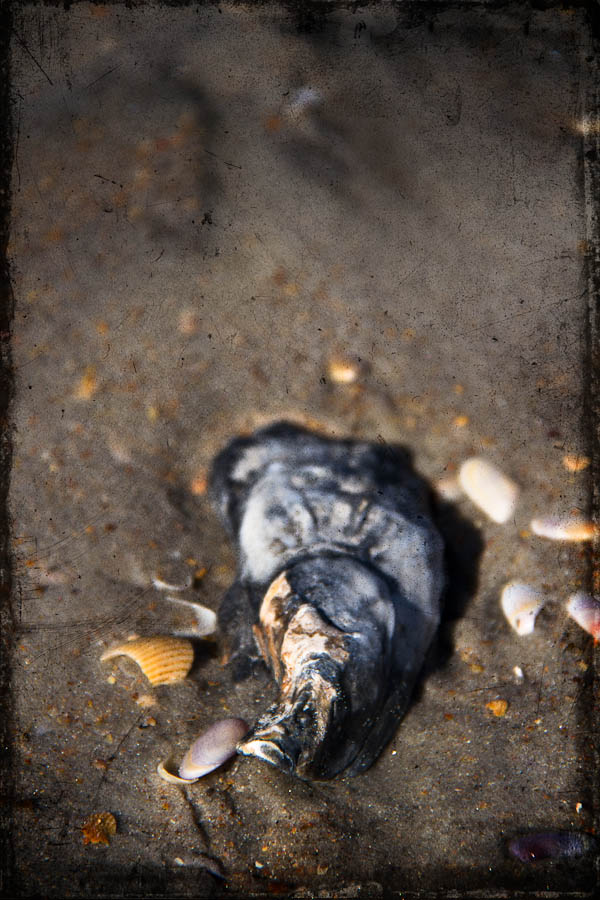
[209,422,445,779]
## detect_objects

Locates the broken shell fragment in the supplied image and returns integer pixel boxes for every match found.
[101,636,194,685]
[566,592,600,640]
[508,831,597,863]
[178,718,249,781]
[562,453,590,473]
[458,457,519,523]
[501,583,545,636]
[82,811,117,846]
[151,555,193,592]
[530,513,597,542]
[327,356,361,384]
[164,596,217,637]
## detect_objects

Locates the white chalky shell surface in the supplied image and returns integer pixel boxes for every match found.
[500,582,545,636]
[458,457,519,524]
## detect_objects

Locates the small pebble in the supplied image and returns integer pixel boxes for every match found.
[458,457,519,523]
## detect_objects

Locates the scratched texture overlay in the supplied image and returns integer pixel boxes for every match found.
[6,1,599,897]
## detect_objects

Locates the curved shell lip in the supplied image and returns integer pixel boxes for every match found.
[157,759,198,785]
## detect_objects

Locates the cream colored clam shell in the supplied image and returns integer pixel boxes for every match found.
[458,457,519,524]
[101,636,194,685]
[530,514,597,542]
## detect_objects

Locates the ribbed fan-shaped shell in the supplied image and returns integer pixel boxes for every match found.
[101,636,194,685]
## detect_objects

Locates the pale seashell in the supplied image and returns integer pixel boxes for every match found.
[101,636,194,685]
[500,583,545,636]
[530,514,597,542]
[179,718,249,780]
[327,356,360,385]
[164,596,217,637]
[458,458,519,523]
[566,592,600,639]
[157,759,197,785]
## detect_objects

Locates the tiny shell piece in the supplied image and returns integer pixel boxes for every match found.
[101,636,194,685]
[458,458,519,523]
[82,811,117,846]
[165,596,217,637]
[179,718,249,781]
[327,356,360,384]
[566,592,600,640]
[562,454,590,473]
[501,583,545,636]
[508,831,596,863]
[530,514,597,542]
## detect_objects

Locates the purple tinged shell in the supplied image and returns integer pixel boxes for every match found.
[178,718,249,781]
[508,831,597,863]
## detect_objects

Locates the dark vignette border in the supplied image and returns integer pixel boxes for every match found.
[0,0,15,896]
[1,1,599,898]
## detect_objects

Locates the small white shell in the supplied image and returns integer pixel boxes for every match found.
[179,718,249,781]
[566,592,600,640]
[501,583,545,635]
[458,458,519,523]
[165,596,217,638]
[327,356,362,385]
[530,514,597,542]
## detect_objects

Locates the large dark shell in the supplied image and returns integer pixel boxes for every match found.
[209,422,445,779]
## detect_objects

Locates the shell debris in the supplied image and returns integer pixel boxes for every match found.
[501,582,545,636]
[164,596,217,638]
[530,513,597,542]
[458,457,519,524]
[562,454,590,473]
[101,636,194,685]
[82,811,117,846]
[179,718,249,781]
[327,356,361,385]
[566,592,600,640]
[485,699,508,717]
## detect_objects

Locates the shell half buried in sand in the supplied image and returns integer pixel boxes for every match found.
[500,582,545,636]
[458,457,519,524]
[101,636,194,686]
[179,718,249,780]
[566,592,600,640]
[530,513,597,542]
[209,421,445,780]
